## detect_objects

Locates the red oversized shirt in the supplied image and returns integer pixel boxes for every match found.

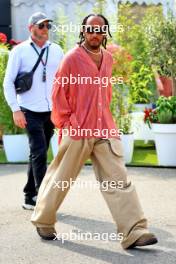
[51,45,119,142]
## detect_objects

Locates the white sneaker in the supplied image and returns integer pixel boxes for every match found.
[22,196,36,210]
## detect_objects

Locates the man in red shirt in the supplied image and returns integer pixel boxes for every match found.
[31,14,158,249]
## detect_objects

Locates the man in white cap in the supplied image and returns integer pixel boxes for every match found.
[4,12,64,210]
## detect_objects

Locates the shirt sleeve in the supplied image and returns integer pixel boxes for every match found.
[51,55,79,130]
[3,47,21,112]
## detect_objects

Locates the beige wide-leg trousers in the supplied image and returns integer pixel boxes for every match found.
[31,135,148,249]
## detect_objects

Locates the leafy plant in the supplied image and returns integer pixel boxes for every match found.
[107,42,133,134]
[54,6,86,52]
[110,83,133,134]
[144,96,176,128]
[148,12,176,94]
[93,0,106,13]
[148,13,176,76]
[114,4,162,104]
[170,96,176,122]
[156,96,173,123]
[129,64,153,104]
[0,44,23,134]
[118,113,132,135]
[106,43,132,83]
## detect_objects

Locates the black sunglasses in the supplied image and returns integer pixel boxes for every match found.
[85,26,106,35]
[37,23,52,30]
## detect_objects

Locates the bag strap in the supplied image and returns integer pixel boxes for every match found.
[30,43,46,73]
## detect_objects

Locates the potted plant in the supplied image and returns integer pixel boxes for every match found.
[111,6,159,143]
[129,63,153,111]
[148,13,176,96]
[144,96,176,166]
[129,62,155,142]
[0,39,29,162]
[107,43,134,164]
[113,4,157,111]
[119,114,134,164]
[110,84,134,164]
[110,84,134,165]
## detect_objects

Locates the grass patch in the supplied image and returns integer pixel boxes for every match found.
[85,140,158,166]
[131,140,158,166]
[0,146,7,163]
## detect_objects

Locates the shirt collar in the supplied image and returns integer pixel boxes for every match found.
[28,36,51,49]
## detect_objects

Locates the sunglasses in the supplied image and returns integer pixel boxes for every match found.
[37,23,52,30]
[84,26,106,35]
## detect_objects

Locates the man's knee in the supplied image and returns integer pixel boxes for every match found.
[31,147,47,161]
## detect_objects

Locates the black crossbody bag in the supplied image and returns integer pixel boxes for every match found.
[14,46,46,94]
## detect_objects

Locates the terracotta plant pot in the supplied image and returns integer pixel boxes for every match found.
[159,76,173,97]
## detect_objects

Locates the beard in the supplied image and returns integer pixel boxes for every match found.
[90,44,101,49]
[33,30,48,42]
[88,39,102,49]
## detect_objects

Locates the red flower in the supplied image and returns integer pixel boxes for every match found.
[9,39,21,46]
[144,108,158,128]
[127,54,132,61]
[144,108,152,117]
[0,32,7,43]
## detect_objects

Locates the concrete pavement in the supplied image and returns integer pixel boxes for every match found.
[0,164,176,264]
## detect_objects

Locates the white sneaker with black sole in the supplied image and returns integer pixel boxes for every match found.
[22,196,36,210]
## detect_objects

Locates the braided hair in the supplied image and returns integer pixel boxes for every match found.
[77,14,112,49]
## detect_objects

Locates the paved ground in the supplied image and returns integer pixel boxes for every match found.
[0,164,176,264]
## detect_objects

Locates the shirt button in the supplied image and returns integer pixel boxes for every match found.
[98,118,101,121]
[99,103,101,106]
[99,87,101,90]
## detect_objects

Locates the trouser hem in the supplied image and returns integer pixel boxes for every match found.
[31,220,55,228]
[121,228,149,249]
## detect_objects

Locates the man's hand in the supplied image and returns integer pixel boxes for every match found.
[13,111,27,129]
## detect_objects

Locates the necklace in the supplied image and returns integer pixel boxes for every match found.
[82,44,102,55]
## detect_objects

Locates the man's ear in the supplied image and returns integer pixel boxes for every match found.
[29,25,33,32]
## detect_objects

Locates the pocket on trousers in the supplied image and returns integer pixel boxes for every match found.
[108,138,124,157]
